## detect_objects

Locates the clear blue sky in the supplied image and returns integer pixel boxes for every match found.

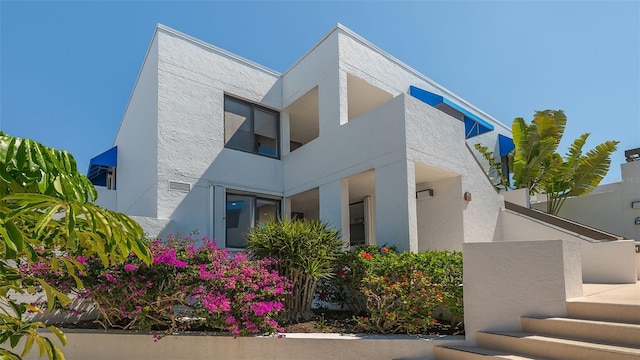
[2,1,639,184]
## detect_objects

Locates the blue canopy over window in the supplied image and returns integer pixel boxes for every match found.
[409,86,494,139]
[498,134,515,157]
[87,146,117,187]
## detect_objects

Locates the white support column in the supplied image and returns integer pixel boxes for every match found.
[363,195,376,246]
[375,160,418,252]
[318,70,347,137]
[280,112,291,156]
[319,178,350,248]
[213,185,226,246]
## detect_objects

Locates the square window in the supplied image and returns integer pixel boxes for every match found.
[224,95,279,158]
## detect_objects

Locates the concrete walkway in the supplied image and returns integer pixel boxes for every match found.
[575,282,640,305]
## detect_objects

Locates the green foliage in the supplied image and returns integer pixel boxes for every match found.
[475,110,618,215]
[246,219,342,323]
[511,110,567,194]
[315,244,382,313]
[0,132,150,359]
[317,246,464,332]
[474,144,510,192]
[358,269,444,334]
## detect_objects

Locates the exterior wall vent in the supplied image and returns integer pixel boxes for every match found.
[169,181,191,192]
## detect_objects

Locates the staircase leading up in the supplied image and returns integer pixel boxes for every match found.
[434,283,640,359]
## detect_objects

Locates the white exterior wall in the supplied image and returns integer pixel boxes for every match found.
[94,188,116,211]
[154,27,283,237]
[533,161,640,241]
[404,96,503,248]
[501,210,637,283]
[416,177,464,251]
[464,240,583,343]
[108,24,509,251]
[111,35,159,217]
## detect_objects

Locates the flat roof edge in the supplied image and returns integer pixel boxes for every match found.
[156,24,281,77]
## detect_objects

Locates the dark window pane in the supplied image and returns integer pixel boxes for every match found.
[226,194,254,248]
[256,198,280,224]
[254,109,278,158]
[223,95,280,158]
[224,97,254,153]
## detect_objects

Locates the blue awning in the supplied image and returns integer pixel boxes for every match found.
[498,134,515,157]
[87,147,117,186]
[409,86,494,139]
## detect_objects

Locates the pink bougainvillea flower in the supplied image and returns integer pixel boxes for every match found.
[124,264,138,272]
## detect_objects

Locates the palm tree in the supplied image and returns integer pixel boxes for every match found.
[0,131,150,360]
[476,110,618,215]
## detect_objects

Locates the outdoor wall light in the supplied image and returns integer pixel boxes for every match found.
[463,191,472,201]
[632,201,640,209]
[635,217,640,225]
[416,189,434,200]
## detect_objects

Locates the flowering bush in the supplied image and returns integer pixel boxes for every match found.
[316,246,464,333]
[315,245,382,313]
[358,270,444,334]
[25,234,290,337]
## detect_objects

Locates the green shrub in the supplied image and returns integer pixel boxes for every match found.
[317,246,464,332]
[315,244,384,313]
[358,268,444,334]
[246,219,342,323]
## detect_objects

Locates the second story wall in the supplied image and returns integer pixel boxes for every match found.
[155,27,284,221]
[113,32,160,218]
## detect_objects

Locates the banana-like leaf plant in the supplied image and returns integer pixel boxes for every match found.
[0,131,150,359]
[476,110,618,215]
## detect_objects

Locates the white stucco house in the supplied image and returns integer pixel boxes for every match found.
[66,23,640,359]
[88,23,515,252]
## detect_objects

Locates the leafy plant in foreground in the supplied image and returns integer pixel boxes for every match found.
[0,132,150,359]
[246,219,342,323]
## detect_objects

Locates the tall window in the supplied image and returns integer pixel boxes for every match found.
[226,192,280,248]
[224,95,279,158]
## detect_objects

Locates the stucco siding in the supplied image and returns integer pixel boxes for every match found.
[283,94,406,196]
[156,29,284,224]
[113,35,159,217]
[282,30,339,109]
[405,96,466,174]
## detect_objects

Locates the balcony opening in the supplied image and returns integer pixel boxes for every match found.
[347,74,392,122]
[286,87,319,152]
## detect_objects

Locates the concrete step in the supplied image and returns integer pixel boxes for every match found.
[434,345,548,359]
[476,331,640,360]
[566,300,640,324]
[521,316,640,347]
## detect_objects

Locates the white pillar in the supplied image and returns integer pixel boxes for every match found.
[280,112,291,156]
[212,185,226,246]
[363,195,376,245]
[318,70,347,137]
[375,160,418,252]
[319,179,350,248]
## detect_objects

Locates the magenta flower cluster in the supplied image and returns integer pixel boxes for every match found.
[25,233,290,337]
